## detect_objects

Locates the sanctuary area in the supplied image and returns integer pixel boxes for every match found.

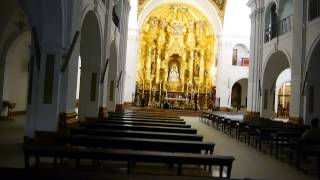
[0,0,319,179]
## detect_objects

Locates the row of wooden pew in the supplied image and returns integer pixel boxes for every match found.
[23,110,236,178]
[200,111,320,178]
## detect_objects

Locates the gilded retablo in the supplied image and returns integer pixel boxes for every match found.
[137,4,215,96]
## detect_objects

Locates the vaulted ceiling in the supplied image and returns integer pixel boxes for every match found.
[138,0,228,22]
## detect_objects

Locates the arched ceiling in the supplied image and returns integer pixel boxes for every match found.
[138,0,227,22]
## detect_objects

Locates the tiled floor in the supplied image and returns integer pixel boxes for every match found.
[0,115,317,180]
[0,115,25,168]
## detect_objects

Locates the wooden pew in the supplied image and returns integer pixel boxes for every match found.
[86,123,197,134]
[66,135,215,154]
[224,119,240,137]
[103,117,186,124]
[269,130,301,158]
[200,111,215,125]
[109,115,182,121]
[0,167,258,180]
[58,112,79,133]
[109,114,182,121]
[111,111,179,118]
[96,119,191,128]
[70,128,204,141]
[290,139,320,179]
[23,145,235,178]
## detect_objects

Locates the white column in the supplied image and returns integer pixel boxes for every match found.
[59,34,80,114]
[290,0,306,123]
[26,48,63,137]
[247,7,259,115]
[247,0,264,116]
[99,4,111,112]
[257,6,264,115]
[123,2,138,105]
[117,0,130,108]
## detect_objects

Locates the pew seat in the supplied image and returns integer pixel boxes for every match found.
[23,145,235,178]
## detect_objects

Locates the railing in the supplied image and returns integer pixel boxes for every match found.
[265,15,292,43]
[309,0,320,21]
[276,15,292,36]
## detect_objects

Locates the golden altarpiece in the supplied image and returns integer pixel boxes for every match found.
[136,4,216,110]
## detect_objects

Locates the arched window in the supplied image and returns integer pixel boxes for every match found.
[265,3,277,42]
[232,44,249,66]
[265,1,293,43]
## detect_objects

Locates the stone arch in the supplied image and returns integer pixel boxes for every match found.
[0,0,32,120]
[304,37,320,124]
[231,82,241,109]
[261,51,291,118]
[262,48,292,77]
[305,33,320,74]
[264,0,278,19]
[264,1,278,41]
[232,43,249,66]
[78,10,102,120]
[107,40,118,112]
[230,78,248,111]
[274,71,291,118]
[2,31,31,115]
[80,4,103,40]
[138,0,222,37]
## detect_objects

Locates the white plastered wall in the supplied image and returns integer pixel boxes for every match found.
[216,0,250,109]
[3,31,31,113]
[123,0,138,104]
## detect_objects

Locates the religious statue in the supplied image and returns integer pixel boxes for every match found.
[168,64,180,82]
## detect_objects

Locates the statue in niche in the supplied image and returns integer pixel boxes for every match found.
[168,63,180,82]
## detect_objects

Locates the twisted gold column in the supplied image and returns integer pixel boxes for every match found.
[146,47,153,82]
[199,49,205,84]
[163,53,169,87]
[189,50,194,84]
[180,54,186,91]
[155,50,161,83]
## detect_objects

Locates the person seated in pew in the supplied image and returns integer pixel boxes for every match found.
[301,118,320,141]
